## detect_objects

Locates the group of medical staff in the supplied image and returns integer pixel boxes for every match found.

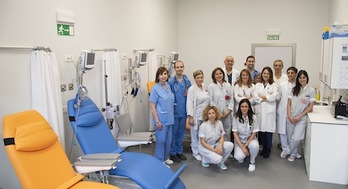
[149,55,316,172]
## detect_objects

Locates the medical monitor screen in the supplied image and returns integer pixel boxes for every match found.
[82,52,95,69]
[141,53,147,62]
[173,54,179,61]
[87,53,95,65]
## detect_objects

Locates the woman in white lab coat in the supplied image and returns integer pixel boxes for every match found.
[208,67,234,141]
[283,70,315,162]
[277,67,298,157]
[273,59,288,85]
[187,70,210,161]
[253,67,278,158]
[234,69,255,112]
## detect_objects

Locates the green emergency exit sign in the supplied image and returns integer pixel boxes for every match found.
[57,24,74,36]
[267,35,279,40]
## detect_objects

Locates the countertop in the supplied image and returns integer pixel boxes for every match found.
[308,105,348,125]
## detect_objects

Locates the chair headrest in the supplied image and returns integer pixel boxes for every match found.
[15,120,58,152]
[75,101,104,127]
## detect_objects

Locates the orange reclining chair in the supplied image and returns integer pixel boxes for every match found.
[2,110,118,189]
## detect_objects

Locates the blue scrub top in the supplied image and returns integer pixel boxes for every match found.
[149,83,175,126]
[251,69,260,80]
[168,75,191,118]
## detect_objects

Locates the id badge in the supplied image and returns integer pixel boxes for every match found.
[184,88,188,96]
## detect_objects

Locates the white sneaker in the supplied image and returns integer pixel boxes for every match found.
[288,155,295,162]
[193,154,202,161]
[248,164,256,172]
[201,161,210,167]
[228,154,234,159]
[280,151,289,159]
[295,153,302,159]
[164,159,173,165]
[218,163,228,170]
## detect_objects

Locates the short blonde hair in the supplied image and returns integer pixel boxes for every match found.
[202,106,221,121]
[193,70,204,78]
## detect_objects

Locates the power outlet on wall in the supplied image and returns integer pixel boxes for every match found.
[61,84,67,92]
[68,83,74,90]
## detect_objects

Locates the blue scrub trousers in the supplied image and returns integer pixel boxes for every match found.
[170,117,186,156]
[155,124,173,162]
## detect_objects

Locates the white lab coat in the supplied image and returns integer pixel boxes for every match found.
[208,82,234,140]
[222,67,240,85]
[234,84,255,112]
[186,83,210,130]
[253,82,278,132]
[274,73,288,86]
[276,81,295,134]
[208,82,234,116]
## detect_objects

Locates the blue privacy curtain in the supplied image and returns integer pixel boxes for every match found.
[30,50,65,149]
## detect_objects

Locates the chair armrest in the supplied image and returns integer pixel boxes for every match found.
[78,153,121,161]
[57,174,84,189]
[73,159,118,174]
[164,163,187,189]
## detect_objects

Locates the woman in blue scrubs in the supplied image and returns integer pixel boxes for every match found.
[149,67,175,166]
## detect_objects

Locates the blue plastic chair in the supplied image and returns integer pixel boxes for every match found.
[67,97,186,189]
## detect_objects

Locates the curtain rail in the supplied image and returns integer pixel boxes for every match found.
[0,46,52,52]
[92,48,117,52]
[133,48,154,53]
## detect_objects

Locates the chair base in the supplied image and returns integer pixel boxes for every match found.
[86,173,142,189]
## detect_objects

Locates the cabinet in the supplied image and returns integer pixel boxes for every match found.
[320,37,348,89]
[305,106,348,185]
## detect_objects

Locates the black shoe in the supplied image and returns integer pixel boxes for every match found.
[259,150,265,157]
[170,155,181,162]
[177,153,187,161]
[263,149,270,158]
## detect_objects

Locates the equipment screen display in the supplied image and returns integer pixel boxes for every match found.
[141,53,147,62]
[87,53,95,65]
[174,54,179,61]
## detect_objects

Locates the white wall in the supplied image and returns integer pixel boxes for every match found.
[178,0,329,88]
[0,0,177,188]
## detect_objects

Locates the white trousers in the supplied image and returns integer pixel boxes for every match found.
[199,142,234,164]
[234,140,259,164]
[287,119,306,155]
[190,120,202,156]
[279,134,289,152]
[221,115,232,141]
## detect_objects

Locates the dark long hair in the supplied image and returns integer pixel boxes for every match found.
[292,70,309,96]
[234,98,254,125]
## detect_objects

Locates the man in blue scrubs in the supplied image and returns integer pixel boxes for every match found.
[245,55,260,82]
[168,60,191,162]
